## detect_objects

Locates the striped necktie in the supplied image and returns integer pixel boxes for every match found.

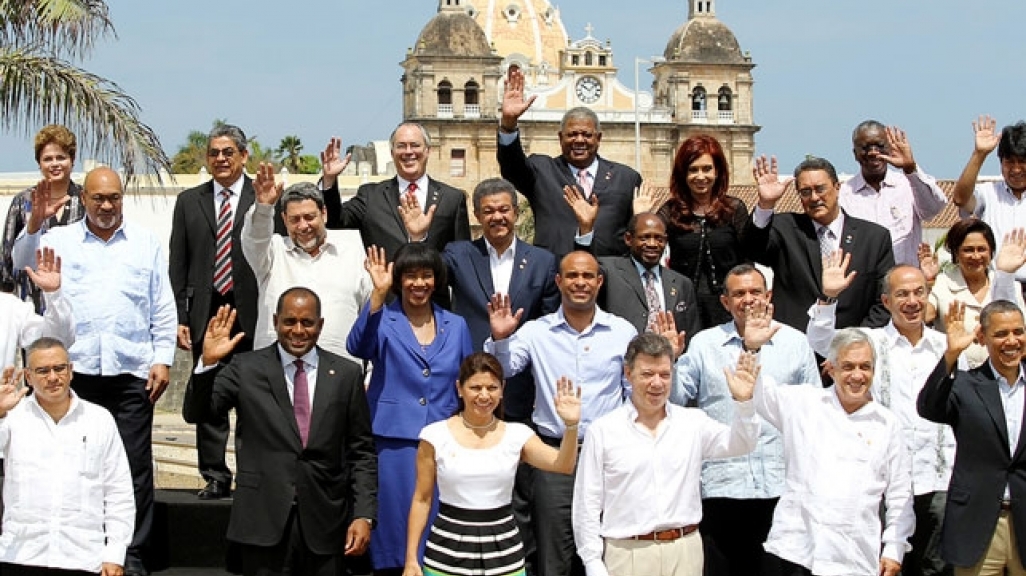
[213,189,234,295]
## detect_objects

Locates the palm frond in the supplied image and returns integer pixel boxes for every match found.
[0,46,171,184]
[0,0,113,59]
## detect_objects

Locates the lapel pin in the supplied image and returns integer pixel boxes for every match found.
[329,369,335,375]
[845,235,853,244]
[675,302,686,312]
[670,287,677,297]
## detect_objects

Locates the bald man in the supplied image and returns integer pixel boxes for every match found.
[13,167,177,576]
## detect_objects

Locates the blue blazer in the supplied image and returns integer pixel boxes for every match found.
[347,300,473,441]
[443,238,560,349]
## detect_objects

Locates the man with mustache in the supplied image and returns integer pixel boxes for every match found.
[239,165,371,360]
[839,121,947,267]
[12,166,177,576]
[744,155,895,332]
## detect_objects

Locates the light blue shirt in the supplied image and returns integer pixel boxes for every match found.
[672,320,820,499]
[484,306,637,438]
[631,257,665,307]
[13,219,177,379]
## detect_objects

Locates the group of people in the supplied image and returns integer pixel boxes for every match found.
[2,63,1026,576]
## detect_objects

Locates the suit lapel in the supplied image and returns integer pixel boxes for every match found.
[424,311,454,364]
[661,269,680,312]
[618,257,649,308]
[308,349,340,446]
[591,158,613,197]
[235,177,256,235]
[385,178,407,234]
[839,214,858,260]
[471,238,496,298]
[199,182,218,235]
[266,348,303,446]
[507,242,533,303]
[797,216,824,288]
[975,364,1012,456]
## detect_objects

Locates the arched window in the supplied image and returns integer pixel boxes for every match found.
[691,86,707,111]
[438,80,453,105]
[717,87,732,111]
[585,51,593,66]
[464,80,479,105]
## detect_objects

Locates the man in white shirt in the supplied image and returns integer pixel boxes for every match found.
[572,332,760,576]
[757,328,914,576]
[241,166,371,360]
[0,247,74,367]
[0,337,134,576]
[952,116,1026,297]
[839,121,948,267]
[808,260,952,576]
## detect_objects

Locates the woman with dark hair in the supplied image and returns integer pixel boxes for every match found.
[348,242,474,575]
[1,125,85,311]
[920,218,1026,368]
[403,352,580,576]
[658,134,750,329]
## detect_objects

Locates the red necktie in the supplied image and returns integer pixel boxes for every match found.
[293,360,311,446]
[213,190,233,295]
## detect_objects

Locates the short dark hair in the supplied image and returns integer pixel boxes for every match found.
[276,286,322,317]
[793,156,839,184]
[722,263,767,295]
[25,336,68,358]
[456,352,505,418]
[280,182,325,211]
[560,107,601,133]
[945,218,996,264]
[980,300,1024,332]
[624,333,674,370]
[998,122,1026,160]
[391,243,447,298]
[472,178,519,212]
[208,124,248,152]
[626,212,667,235]
[851,120,886,143]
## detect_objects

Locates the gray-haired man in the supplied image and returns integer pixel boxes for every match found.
[240,163,371,358]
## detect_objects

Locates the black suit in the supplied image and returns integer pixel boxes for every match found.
[323,176,470,259]
[443,237,560,420]
[497,132,642,259]
[918,359,1026,569]
[169,178,259,486]
[597,255,701,347]
[742,210,893,332]
[185,345,377,573]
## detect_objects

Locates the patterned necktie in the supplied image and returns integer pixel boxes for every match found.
[577,169,593,198]
[213,189,233,295]
[293,360,311,446]
[644,269,662,331]
[817,226,835,259]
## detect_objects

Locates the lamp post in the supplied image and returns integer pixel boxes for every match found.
[634,56,665,172]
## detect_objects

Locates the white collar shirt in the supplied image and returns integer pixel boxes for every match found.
[813,212,845,254]
[397,175,429,209]
[966,180,1026,281]
[992,360,1026,500]
[278,345,319,408]
[572,400,759,576]
[0,391,134,572]
[212,174,244,219]
[486,236,518,296]
[754,376,914,575]
[0,291,74,368]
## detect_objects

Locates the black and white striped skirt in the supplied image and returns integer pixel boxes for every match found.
[422,503,526,576]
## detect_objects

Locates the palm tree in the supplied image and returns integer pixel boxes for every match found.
[276,135,303,174]
[0,0,171,182]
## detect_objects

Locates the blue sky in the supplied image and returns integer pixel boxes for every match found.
[0,0,1021,179]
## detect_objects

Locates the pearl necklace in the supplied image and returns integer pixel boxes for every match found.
[460,412,496,430]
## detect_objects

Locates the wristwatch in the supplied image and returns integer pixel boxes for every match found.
[818,294,838,305]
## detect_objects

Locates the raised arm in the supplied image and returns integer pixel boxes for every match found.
[952,115,1001,210]
[522,377,581,474]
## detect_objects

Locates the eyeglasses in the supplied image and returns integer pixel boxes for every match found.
[393,142,424,152]
[30,364,69,377]
[207,147,238,159]
[796,184,832,198]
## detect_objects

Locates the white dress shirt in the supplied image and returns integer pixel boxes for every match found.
[212,174,244,217]
[572,400,759,576]
[755,376,914,576]
[807,304,953,495]
[0,290,74,368]
[839,167,947,266]
[241,203,372,360]
[0,392,134,572]
[751,206,846,253]
[397,175,429,208]
[487,236,517,296]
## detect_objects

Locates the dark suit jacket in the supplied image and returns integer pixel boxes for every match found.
[497,133,642,259]
[443,238,560,420]
[323,176,470,259]
[742,210,893,331]
[184,345,377,554]
[918,359,1026,567]
[169,178,259,345]
[598,255,701,347]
